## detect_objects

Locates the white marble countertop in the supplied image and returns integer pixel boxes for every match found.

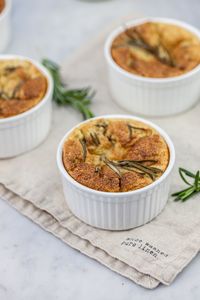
[1,0,200,299]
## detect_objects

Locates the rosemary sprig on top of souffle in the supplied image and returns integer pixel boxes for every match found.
[78,121,164,183]
[42,59,95,119]
[124,27,175,67]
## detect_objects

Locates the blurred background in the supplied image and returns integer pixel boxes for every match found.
[10,0,200,62]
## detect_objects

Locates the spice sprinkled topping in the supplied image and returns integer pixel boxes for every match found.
[63,118,169,192]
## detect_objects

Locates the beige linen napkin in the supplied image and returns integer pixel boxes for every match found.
[1,30,200,289]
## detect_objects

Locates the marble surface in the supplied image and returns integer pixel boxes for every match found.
[1,0,200,299]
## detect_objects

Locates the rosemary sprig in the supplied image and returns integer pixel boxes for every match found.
[102,156,122,178]
[101,157,162,181]
[107,135,116,146]
[125,28,175,67]
[172,168,200,202]
[12,80,24,98]
[4,66,19,74]
[127,124,148,139]
[116,160,162,180]
[79,137,87,162]
[90,132,100,146]
[42,59,95,120]
[95,122,108,135]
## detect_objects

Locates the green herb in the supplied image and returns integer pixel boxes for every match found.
[95,122,108,135]
[42,59,95,120]
[102,156,122,178]
[115,159,162,180]
[125,29,175,67]
[90,132,100,146]
[101,157,162,181]
[4,66,19,74]
[79,137,87,162]
[172,168,200,202]
[107,135,116,146]
[11,80,24,98]
[127,124,148,139]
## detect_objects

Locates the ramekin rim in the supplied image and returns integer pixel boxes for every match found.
[57,114,175,198]
[0,54,53,124]
[104,17,200,83]
[0,0,11,21]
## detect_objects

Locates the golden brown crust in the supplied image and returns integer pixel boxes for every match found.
[120,172,151,192]
[111,22,200,78]
[0,59,47,118]
[0,0,5,13]
[63,118,170,192]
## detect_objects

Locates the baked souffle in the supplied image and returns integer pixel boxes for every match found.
[111,22,200,78]
[0,59,47,118]
[0,0,5,13]
[63,118,169,192]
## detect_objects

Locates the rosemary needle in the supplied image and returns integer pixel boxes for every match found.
[125,28,175,67]
[79,137,87,162]
[42,58,95,120]
[101,157,162,181]
[172,168,200,202]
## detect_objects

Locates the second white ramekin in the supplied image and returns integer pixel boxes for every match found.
[0,0,11,52]
[57,115,175,230]
[0,55,53,158]
[104,18,200,117]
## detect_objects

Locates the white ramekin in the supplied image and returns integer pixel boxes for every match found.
[104,18,200,117]
[0,0,11,52]
[57,115,175,231]
[0,55,53,158]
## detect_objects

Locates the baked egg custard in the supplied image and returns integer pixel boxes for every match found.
[0,59,47,118]
[111,22,200,78]
[63,118,169,192]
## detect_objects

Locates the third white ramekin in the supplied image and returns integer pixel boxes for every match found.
[57,115,175,230]
[0,55,53,158]
[104,18,200,117]
[0,0,11,52]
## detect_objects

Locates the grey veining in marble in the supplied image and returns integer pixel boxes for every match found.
[1,0,200,299]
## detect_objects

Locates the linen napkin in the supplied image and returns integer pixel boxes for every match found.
[1,27,200,289]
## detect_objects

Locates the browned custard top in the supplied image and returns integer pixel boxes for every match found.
[63,118,169,193]
[0,0,5,13]
[0,59,47,118]
[111,22,200,78]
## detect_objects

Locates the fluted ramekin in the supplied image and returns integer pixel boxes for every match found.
[0,0,11,52]
[57,115,175,230]
[104,18,200,117]
[0,55,53,158]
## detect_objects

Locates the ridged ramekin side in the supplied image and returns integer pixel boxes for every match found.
[60,174,171,230]
[0,99,52,158]
[107,66,200,117]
